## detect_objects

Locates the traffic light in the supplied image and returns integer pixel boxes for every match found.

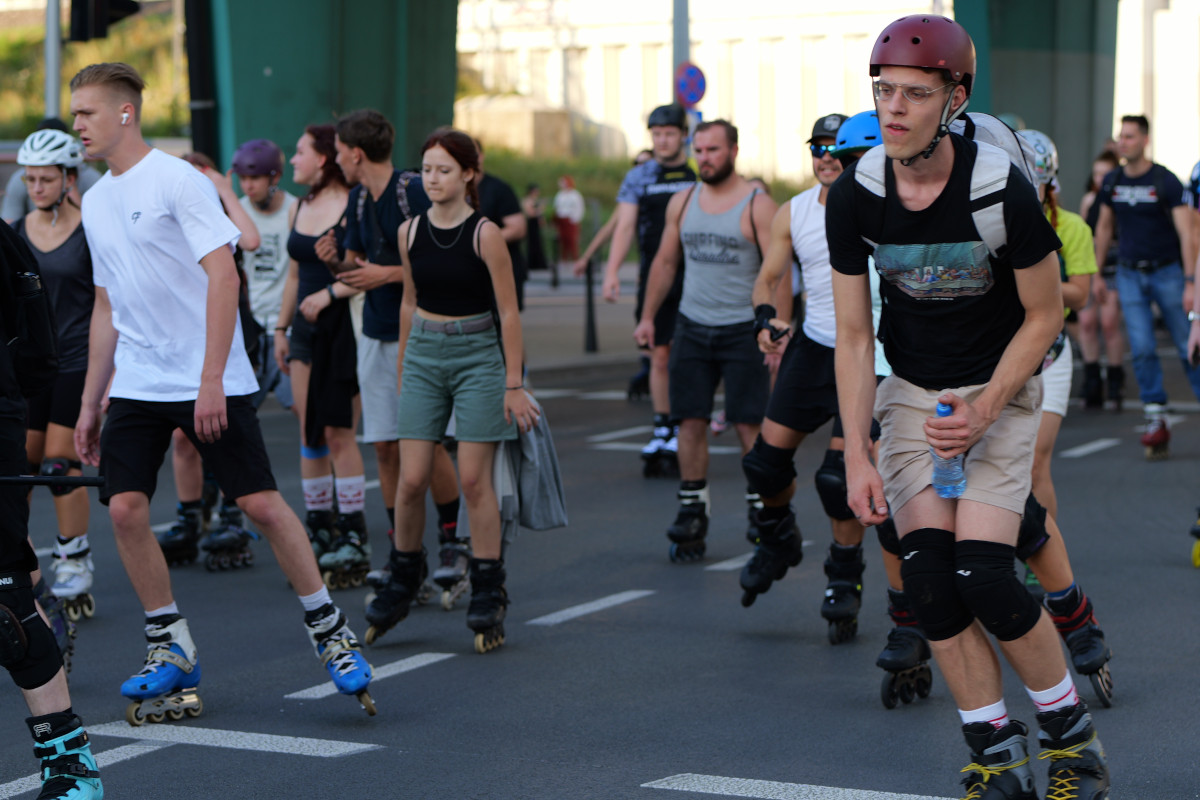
[69,0,141,42]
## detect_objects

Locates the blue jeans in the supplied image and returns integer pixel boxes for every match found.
[1114,262,1200,405]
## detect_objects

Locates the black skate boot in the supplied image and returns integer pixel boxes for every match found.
[642,414,679,478]
[319,511,371,589]
[27,712,102,800]
[157,501,202,567]
[739,506,803,607]
[1191,507,1200,567]
[1036,702,1110,800]
[960,720,1038,799]
[877,588,933,709]
[434,524,471,611]
[1105,365,1124,413]
[821,543,864,644]
[200,470,220,527]
[1081,362,1103,410]
[32,578,76,674]
[743,487,764,543]
[305,509,337,562]
[628,355,650,401]
[1045,586,1114,707]
[466,557,509,654]
[363,549,424,645]
[200,501,256,571]
[666,481,708,562]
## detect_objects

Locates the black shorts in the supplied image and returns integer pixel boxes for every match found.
[635,259,683,348]
[0,414,35,574]
[99,396,277,506]
[26,369,86,432]
[288,314,315,364]
[765,331,840,434]
[668,315,768,424]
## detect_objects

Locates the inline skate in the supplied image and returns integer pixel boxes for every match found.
[627,355,650,401]
[33,578,75,673]
[157,502,203,567]
[821,543,864,644]
[306,509,337,562]
[319,511,370,589]
[666,482,708,562]
[434,527,471,611]
[739,506,802,607]
[1036,702,1110,800]
[467,557,508,654]
[121,615,203,726]
[1189,507,1200,567]
[199,502,256,571]
[305,602,375,715]
[641,415,679,478]
[50,537,95,622]
[1141,403,1169,460]
[1044,586,1114,708]
[364,549,425,645]
[959,720,1038,799]
[877,588,932,709]
[27,712,102,800]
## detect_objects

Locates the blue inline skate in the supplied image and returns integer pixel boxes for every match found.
[121,615,203,726]
[27,712,103,800]
[305,603,375,715]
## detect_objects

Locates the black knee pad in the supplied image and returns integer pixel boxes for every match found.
[40,457,83,498]
[954,540,1043,642]
[875,516,900,556]
[741,435,797,499]
[899,528,974,641]
[0,574,62,690]
[1015,493,1050,562]
[814,449,854,521]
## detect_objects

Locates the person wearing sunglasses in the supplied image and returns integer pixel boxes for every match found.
[827,15,1109,800]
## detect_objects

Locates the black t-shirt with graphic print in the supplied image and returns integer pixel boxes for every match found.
[827,134,1061,390]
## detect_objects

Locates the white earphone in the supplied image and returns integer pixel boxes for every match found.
[121,112,129,125]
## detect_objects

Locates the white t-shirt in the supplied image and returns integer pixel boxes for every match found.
[789,187,837,348]
[240,191,296,330]
[83,148,258,402]
[553,188,585,223]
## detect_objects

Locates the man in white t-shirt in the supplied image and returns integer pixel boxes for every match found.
[69,62,375,717]
[739,114,876,628]
[232,138,297,410]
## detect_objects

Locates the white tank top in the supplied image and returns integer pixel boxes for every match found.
[240,192,297,330]
[789,187,836,348]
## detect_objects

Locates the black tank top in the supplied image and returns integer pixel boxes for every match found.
[287,226,336,302]
[408,211,494,316]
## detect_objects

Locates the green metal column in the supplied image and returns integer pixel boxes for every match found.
[956,0,1118,209]
[202,0,457,190]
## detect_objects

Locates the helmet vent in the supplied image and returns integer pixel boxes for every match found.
[911,37,921,45]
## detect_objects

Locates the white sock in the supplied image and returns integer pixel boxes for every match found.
[302,475,334,510]
[959,699,1009,729]
[145,603,179,619]
[298,587,332,613]
[335,475,366,514]
[1027,671,1078,713]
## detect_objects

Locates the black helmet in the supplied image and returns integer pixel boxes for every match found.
[647,104,687,130]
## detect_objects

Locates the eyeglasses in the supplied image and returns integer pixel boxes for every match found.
[872,80,954,105]
[809,144,836,158]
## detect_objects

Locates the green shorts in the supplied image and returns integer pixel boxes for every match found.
[397,314,517,443]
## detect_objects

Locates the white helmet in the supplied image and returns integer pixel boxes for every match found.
[1016,129,1058,187]
[18,130,85,169]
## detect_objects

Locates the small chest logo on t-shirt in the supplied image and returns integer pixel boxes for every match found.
[874,241,993,300]
[1112,184,1158,207]
[130,211,142,224]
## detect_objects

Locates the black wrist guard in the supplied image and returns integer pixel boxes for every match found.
[754,304,777,335]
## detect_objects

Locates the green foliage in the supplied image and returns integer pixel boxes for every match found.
[0,10,187,139]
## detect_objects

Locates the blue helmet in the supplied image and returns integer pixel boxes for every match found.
[831,110,881,157]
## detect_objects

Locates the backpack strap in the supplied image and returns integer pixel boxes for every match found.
[968,141,1013,258]
[355,187,366,224]
[396,169,421,221]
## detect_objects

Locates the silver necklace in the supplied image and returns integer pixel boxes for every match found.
[426,214,469,249]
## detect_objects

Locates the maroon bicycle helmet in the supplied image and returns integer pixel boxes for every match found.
[232,139,284,177]
[869,15,975,97]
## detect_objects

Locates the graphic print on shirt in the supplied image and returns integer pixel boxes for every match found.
[248,232,283,278]
[873,241,993,300]
[682,231,742,265]
[1111,184,1159,207]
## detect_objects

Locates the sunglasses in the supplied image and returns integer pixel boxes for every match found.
[809,144,836,158]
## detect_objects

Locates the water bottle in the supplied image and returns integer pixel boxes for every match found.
[930,402,966,499]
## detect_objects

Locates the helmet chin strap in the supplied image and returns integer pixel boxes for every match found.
[254,183,277,212]
[899,93,969,168]
[49,166,70,227]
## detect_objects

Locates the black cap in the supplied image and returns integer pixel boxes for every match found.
[808,114,848,143]
[647,104,687,130]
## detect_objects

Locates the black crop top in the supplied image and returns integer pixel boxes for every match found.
[408,211,495,316]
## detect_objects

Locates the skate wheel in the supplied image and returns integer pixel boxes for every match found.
[364,625,381,646]
[898,678,916,704]
[349,572,364,589]
[915,666,933,699]
[125,702,145,726]
[1191,539,1200,569]
[363,592,376,612]
[358,690,377,716]
[740,591,756,608]
[147,712,165,724]
[204,554,219,572]
[441,591,455,611]
[322,572,335,590]
[827,618,857,645]
[65,603,82,622]
[1090,667,1114,708]
[186,698,203,718]
[82,596,95,618]
[880,674,899,710]
[473,626,505,654]
[167,708,184,721]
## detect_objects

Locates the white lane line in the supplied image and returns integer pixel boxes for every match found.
[642,773,953,800]
[578,390,630,401]
[526,590,655,626]
[285,652,456,700]
[89,721,380,757]
[364,478,381,491]
[527,388,576,399]
[1059,438,1121,459]
[706,552,753,571]
[34,546,53,558]
[0,742,173,799]
[591,442,742,455]
[587,425,654,442]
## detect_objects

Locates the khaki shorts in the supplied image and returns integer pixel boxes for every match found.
[874,375,1043,516]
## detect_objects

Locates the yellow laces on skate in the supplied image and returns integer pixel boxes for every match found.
[134,646,195,677]
[959,755,1030,800]
[318,633,362,676]
[1038,731,1097,800]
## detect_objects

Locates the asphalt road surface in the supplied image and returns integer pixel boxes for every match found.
[2,359,1198,799]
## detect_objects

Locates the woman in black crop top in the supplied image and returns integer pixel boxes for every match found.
[364,128,537,652]
[271,125,371,570]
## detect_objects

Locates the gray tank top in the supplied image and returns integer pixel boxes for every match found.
[678,185,761,326]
